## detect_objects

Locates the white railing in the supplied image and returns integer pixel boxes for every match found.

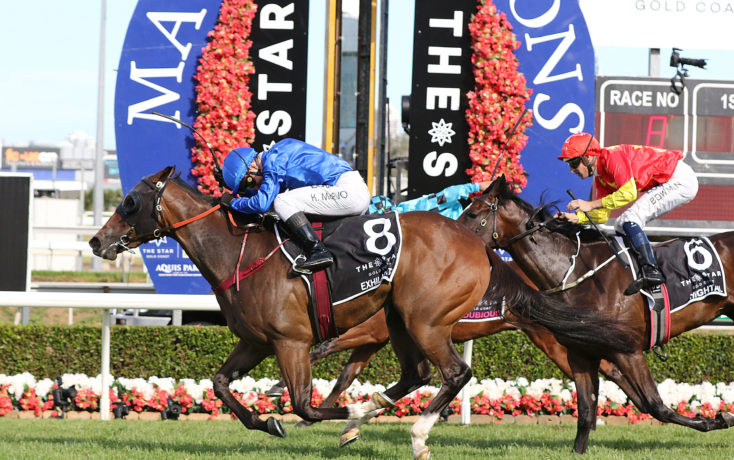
[0,291,218,420]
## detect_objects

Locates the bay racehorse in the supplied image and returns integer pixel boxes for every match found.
[90,167,636,458]
[457,175,734,453]
[263,266,572,430]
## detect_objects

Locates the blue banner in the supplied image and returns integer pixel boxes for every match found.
[497,0,596,206]
[115,1,221,294]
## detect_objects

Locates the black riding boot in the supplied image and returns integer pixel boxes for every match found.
[623,222,664,295]
[285,212,334,272]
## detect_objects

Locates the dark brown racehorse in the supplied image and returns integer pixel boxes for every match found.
[90,167,636,458]
[458,175,734,453]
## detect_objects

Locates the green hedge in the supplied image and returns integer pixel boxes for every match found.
[1,325,732,383]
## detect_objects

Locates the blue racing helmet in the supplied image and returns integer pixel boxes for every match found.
[222,147,257,192]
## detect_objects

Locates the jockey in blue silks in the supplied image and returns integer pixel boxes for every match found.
[219,138,370,272]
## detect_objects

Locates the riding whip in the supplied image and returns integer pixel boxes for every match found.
[150,111,226,189]
[490,107,530,180]
[566,189,629,269]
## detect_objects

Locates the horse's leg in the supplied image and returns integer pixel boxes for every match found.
[268,311,390,398]
[296,341,387,428]
[341,309,434,451]
[347,309,470,459]
[521,324,572,377]
[405,329,471,459]
[265,339,333,397]
[213,340,285,437]
[567,350,601,454]
[609,351,734,431]
[598,359,648,410]
[274,339,350,423]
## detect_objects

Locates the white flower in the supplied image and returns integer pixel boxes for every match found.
[34,378,55,398]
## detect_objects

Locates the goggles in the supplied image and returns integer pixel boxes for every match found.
[565,156,583,169]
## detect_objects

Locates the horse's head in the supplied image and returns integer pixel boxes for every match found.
[458,175,550,248]
[89,166,176,260]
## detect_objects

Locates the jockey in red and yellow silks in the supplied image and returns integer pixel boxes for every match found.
[555,132,698,295]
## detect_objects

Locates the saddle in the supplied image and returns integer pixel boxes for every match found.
[274,212,403,342]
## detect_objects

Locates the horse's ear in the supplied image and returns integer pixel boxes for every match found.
[485,174,506,196]
[154,165,176,182]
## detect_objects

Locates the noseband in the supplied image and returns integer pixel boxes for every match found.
[471,196,553,248]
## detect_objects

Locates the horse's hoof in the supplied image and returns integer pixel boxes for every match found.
[415,447,431,459]
[716,411,734,427]
[339,429,360,447]
[266,417,287,438]
[295,420,314,428]
[265,386,284,398]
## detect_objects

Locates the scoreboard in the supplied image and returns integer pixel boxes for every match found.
[595,76,734,233]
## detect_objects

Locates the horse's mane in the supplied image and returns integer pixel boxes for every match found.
[171,174,219,206]
[491,178,608,244]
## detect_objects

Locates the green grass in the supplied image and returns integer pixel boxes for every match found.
[32,270,148,283]
[0,419,732,459]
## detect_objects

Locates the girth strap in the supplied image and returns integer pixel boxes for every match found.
[310,222,336,341]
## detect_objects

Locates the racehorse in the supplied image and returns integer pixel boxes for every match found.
[263,268,572,430]
[90,166,636,458]
[457,175,734,453]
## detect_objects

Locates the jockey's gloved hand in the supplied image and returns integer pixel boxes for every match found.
[220,192,234,208]
[213,167,225,187]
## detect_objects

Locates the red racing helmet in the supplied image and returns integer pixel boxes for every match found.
[557,132,600,161]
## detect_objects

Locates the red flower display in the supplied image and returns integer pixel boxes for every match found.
[0,385,12,416]
[190,0,258,196]
[465,0,533,191]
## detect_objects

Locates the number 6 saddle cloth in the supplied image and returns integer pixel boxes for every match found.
[642,237,726,312]
[274,212,403,305]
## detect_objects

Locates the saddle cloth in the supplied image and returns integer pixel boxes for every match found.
[459,297,505,323]
[274,212,403,305]
[619,236,727,312]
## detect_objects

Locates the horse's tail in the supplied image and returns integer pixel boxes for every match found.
[486,248,638,354]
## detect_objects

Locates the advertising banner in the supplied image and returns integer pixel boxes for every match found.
[250,0,310,150]
[406,1,475,199]
[579,0,734,50]
[114,0,309,294]
[408,1,596,206]
[2,147,60,170]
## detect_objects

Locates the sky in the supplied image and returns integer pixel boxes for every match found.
[0,1,730,151]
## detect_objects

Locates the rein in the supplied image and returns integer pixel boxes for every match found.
[116,176,222,250]
[116,172,287,294]
[471,195,618,294]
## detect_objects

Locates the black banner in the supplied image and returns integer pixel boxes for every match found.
[407,1,475,199]
[250,0,309,151]
[0,175,30,291]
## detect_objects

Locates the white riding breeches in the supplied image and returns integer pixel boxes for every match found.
[273,170,371,221]
[614,160,699,233]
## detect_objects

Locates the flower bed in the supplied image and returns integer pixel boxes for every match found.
[2,373,733,422]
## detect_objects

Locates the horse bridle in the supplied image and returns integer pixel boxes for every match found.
[471,196,554,249]
[114,171,222,252]
[115,176,172,251]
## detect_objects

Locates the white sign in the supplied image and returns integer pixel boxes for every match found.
[579,0,734,49]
